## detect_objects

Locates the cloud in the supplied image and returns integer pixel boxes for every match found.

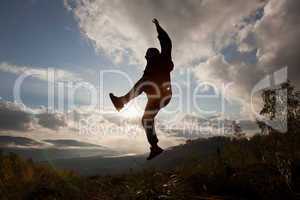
[192,0,300,117]
[43,139,103,148]
[0,100,33,131]
[0,99,258,154]
[0,100,69,131]
[0,100,184,154]
[65,0,264,66]
[0,62,81,82]
[254,0,300,85]
[37,112,67,130]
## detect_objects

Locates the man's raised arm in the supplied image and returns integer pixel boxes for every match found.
[152,19,172,60]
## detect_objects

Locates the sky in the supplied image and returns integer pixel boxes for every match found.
[0,0,299,155]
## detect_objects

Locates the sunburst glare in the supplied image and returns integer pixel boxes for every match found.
[120,104,141,118]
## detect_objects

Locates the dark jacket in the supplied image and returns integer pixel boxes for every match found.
[143,24,174,90]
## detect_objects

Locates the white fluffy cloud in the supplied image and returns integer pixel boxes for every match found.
[0,100,184,154]
[0,100,33,131]
[65,0,264,66]
[254,0,300,78]
[0,100,68,131]
[0,62,81,82]
[193,0,300,117]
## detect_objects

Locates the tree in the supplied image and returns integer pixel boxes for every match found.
[258,81,300,188]
[258,81,300,135]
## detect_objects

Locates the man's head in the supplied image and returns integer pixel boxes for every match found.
[145,48,160,60]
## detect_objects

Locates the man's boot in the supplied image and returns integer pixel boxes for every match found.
[147,145,164,160]
[109,93,124,111]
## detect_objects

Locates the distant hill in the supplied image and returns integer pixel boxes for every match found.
[0,135,44,147]
[43,136,233,176]
[43,139,107,148]
[0,136,120,161]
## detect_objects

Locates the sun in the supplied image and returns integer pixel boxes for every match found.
[120,104,140,118]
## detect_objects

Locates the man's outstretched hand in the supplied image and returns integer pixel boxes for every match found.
[152,18,159,26]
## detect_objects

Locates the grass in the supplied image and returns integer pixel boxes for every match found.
[0,130,299,200]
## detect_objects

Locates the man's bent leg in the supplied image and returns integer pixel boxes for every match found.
[111,78,147,111]
[121,78,146,104]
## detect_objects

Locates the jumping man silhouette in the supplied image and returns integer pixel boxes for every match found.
[110,18,174,160]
